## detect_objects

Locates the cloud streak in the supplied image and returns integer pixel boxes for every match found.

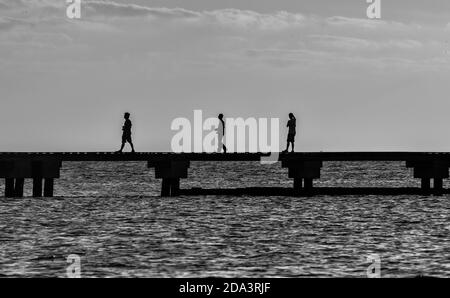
[85,1,201,19]
[0,16,33,30]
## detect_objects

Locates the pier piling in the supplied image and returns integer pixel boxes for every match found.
[149,160,189,197]
[32,178,43,197]
[2,152,450,197]
[282,160,322,196]
[5,178,15,198]
[0,159,61,198]
[407,160,449,195]
[434,178,443,195]
[14,178,24,197]
[44,179,54,197]
[304,178,314,193]
[171,178,180,196]
[293,178,302,195]
[421,178,431,191]
[161,178,171,197]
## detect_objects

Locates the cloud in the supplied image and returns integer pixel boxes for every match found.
[308,35,424,51]
[1,31,73,47]
[0,0,64,13]
[0,0,25,10]
[0,0,448,74]
[204,9,307,30]
[0,16,33,31]
[324,16,407,30]
[83,3,309,31]
[0,0,428,33]
[84,1,200,19]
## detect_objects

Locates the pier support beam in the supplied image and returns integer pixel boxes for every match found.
[293,178,302,195]
[14,178,24,197]
[161,178,171,197]
[282,160,322,196]
[32,178,43,197]
[5,178,15,198]
[149,160,189,197]
[304,178,313,192]
[44,179,54,197]
[421,178,431,193]
[170,178,180,196]
[407,160,448,196]
[434,178,443,194]
[0,160,61,198]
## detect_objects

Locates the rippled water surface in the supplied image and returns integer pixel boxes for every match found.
[0,161,449,277]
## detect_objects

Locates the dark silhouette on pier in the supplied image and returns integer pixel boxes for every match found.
[283,113,296,153]
[117,112,135,153]
[217,114,227,154]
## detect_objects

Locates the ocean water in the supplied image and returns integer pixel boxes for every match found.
[0,161,449,278]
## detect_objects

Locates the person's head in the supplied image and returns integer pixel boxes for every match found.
[289,113,294,119]
[218,114,224,120]
[124,112,130,119]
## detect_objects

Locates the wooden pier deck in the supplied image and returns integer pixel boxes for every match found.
[1,152,450,197]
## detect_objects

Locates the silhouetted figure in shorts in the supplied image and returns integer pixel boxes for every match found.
[117,112,135,153]
[282,113,296,153]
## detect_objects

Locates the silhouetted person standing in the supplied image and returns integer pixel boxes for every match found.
[217,114,227,153]
[282,113,296,153]
[117,112,135,153]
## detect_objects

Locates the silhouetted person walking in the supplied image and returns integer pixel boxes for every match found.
[117,112,135,153]
[282,113,296,153]
[217,114,227,153]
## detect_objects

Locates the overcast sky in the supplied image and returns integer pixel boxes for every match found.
[1,0,450,152]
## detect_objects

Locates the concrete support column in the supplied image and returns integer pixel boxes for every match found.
[171,178,180,197]
[161,178,171,197]
[421,178,431,191]
[407,160,448,195]
[33,178,43,197]
[5,178,15,198]
[14,178,24,197]
[434,178,443,195]
[44,178,54,197]
[1,160,61,198]
[304,178,313,191]
[293,178,302,194]
[149,160,189,197]
[282,160,322,196]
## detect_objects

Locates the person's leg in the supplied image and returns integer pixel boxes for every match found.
[127,136,135,153]
[291,142,295,153]
[283,140,289,153]
[117,134,127,152]
[223,144,227,153]
[217,135,224,153]
[117,140,125,152]
[122,135,134,153]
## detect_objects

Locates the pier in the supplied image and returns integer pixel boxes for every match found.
[1,152,450,197]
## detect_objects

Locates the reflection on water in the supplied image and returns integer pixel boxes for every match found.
[0,162,449,277]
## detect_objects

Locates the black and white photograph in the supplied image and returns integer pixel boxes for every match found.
[0,0,449,288]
